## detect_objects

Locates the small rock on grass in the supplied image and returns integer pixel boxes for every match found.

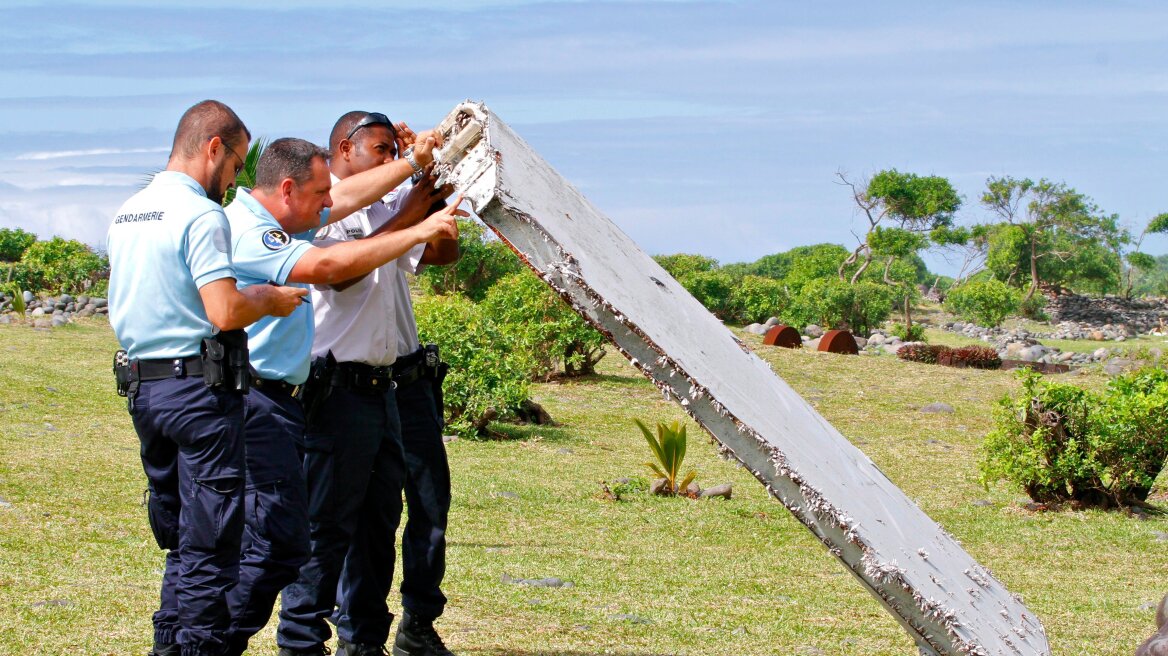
[0,496,11,508]
[30,599,74,608]
[608,613,651,624]
[501,573,573,588]
[493,491,519,500]
[699,483,732,499]
[972,500,993,507]
[1141,601,1158,612]
[1154,532,1168,542]
[919,402,955,414]
[441,435,458,443]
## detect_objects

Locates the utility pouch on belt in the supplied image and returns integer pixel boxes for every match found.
[113,349,137,398]
[301,352,337,423]
[201,328,250,393]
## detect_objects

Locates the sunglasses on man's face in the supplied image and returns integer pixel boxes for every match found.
[345,112,396,143]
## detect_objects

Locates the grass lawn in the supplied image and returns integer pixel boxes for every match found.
[1,321,1165,655]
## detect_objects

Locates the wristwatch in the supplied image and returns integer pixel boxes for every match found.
[403,146,424,176]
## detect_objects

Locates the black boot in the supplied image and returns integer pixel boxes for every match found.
[148,645,180,656]
[336,636,388,655]
[392,610,454,656]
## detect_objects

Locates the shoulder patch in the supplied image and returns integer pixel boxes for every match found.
[262,229,291,251]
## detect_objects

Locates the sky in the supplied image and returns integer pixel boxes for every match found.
[1,0,1167,275]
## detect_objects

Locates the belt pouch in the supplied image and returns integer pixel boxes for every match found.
[201,337,227,389]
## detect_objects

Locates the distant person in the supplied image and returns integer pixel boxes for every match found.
[277,111,460,656]
[106,99,306,656]
[221,136,460,655]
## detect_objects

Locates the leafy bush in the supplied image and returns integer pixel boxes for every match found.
[784,278,895,336]
[634,419,696,496]
[679,270,738,320]
[0,228,36,263]
[980,368,1168,507]
[730,275,788,324]
[414,294,532,439]
[653,253,718,279]
[944,279,1021,328]
[897,344,950,364]
[481,271,606,378]
[889,322,926,342]
[1020,293,1048,321]
[418,219,523,301]
[14,237,108,294]
[946,345,1002,369]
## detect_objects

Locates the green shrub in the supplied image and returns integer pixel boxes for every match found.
[1020,293,1049,321]
[897,344,950,364]
[418,219,523,301]
[414,294,532,439]
[784,278,895,336]
[481,271,606,378]
[944,279,1020,328]
[653,253,718,279]
[730,275,788,324]
[15,237,108,295]
[980,367,1168,507]
[0,228,36,263]
[889,322,926,342]
[679,270,737,320]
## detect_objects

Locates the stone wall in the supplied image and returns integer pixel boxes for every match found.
[1047,293,1168,333]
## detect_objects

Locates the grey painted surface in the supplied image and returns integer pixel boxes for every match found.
[433,102,1050,656]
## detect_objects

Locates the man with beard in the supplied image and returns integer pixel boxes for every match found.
[107,99,306,656]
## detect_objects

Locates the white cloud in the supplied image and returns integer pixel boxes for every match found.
[15,146,169,161]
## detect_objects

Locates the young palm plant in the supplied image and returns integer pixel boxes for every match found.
[634,419,697,496]
[223,137,267,206]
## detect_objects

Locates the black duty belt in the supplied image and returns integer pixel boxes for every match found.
[136,355,204,381]
[333,361,395,391]
[393,349,427,387]
[251,377,302,398]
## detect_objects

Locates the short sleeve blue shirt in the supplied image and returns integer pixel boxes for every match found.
[106,171,235,360]
[224,189,315,384]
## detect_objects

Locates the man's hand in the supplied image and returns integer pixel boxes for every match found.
[394,121,416,159]
[244,284,308,317]
[412,195,466,243]
[411,129,444,168]
[414,164,455,201]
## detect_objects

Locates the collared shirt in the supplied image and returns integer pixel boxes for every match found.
[384,186,425,359]
[106,171,235,360]
[223,189,315,384]
[310,176,414,366]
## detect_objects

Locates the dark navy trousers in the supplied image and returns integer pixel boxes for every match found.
[224,385,311,655]
[277,382,406,650]
[334,366,450,640]
[130,376,245,656]
[393,374,451,621]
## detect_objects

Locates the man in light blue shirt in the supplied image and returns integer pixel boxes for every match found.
[221,136,462,656]
[106,100,306,656]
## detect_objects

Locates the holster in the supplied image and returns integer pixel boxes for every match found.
[301,352,337,425]
[113,349,138,401]
[425,344,449,427]
[201,328,250,393]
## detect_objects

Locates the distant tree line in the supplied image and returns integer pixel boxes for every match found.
[654,170,1168,334]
